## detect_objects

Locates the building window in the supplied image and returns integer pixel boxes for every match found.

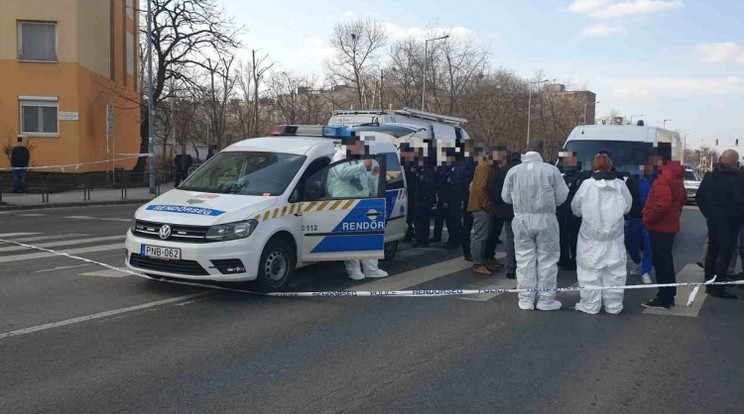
[18,21,57,61]
[19,97,59,135]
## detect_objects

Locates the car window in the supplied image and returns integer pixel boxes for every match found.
[305,159,381,200]
[384,153,405,190]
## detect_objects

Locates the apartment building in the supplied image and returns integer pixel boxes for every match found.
[0,0,140,171]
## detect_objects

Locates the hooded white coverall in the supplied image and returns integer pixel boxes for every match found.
[328,147,388,280]
[501,152,569,310]
[571,175,632,314]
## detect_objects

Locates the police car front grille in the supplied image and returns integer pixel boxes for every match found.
[134,220,212,243]
[129,253,209,275]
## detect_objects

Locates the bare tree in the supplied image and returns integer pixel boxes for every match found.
[326,17,387,109]
[199,54,238,150]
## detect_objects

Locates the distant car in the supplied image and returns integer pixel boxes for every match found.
[684,169,701,203]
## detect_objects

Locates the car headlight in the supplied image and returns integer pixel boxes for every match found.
[130,217,137,232]
[206,219,259,241]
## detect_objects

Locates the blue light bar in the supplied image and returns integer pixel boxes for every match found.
[323,126,351,138]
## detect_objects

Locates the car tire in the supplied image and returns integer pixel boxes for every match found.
[383,240,398,261]
[255,237,295,292]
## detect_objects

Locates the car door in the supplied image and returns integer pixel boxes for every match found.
[299,157,386,261]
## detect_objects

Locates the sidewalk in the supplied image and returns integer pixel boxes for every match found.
[0,183,175,210]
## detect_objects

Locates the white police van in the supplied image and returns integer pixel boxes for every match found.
[125,126,407,291]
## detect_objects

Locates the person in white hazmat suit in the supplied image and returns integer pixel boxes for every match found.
[501,149,569,310]
[327,139,389,280]
[571,155,632,314]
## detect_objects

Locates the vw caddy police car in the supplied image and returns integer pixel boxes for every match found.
[125,126,407,291]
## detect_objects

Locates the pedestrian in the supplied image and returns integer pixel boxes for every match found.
[400,144,417,243]
[571,154,632,314]
[438,150,467,249]
[11,136,30,193]
[483,148,508,270]
[502,141,569,310]
[430,164,448,243]
[461,143,477,261]
[412,154,436,248]
[493,151,521,279]
[695,150,743,299]
[207,144,218,160]
[467,145,498,275]
[327,136,388,280]
[624,154,659,284]
[557,151,583,271]
[641,160,686,309]
[173,151,193,187]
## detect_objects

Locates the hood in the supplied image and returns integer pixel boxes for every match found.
[590,172,622,191]
[660,162,685,180]
[521,151,543,164]
[136,189,279,226]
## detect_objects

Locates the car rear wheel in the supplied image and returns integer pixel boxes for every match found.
[256,238,295,292]
[383,241,398,261]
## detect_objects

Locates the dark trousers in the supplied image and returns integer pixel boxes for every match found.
[704,220,739,283]
[406,197,416,239]
[414,202,433,244]
[432,201,446,241]
[559,214,581,265]
[484,216,503,260]
[12,168,28,193]
[462,210,473,257]
[443,201,463,246]
[650,231,676,305]
[174,170,187,187]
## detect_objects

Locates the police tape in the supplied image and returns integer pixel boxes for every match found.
[0,154,153,172]
[1,237,742,306]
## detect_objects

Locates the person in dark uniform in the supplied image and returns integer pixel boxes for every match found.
[400,144,417,242]
[413,153,436,247]
[461,144,477,260]
[484,147,508,270]
[173,151,194,187]
[493,151,521,279]
[430,164,449,243]
[438,150,467,249]
[557,151,584,271]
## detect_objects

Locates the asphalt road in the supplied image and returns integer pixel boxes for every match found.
[1,204,742,414]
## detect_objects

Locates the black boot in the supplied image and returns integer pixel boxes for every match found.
[709,287,738,299]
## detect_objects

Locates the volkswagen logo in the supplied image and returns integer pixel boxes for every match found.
[159,224,172,240]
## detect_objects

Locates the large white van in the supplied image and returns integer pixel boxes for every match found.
[125,126,407,291]
[328,107,471,142]
[561,124,682,175]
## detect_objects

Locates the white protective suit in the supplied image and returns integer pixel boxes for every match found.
[501,152,569,310]
[570,173,632,314]
[328,146,388,280]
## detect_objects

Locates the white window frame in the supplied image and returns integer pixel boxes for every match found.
[17,21,58,62]
[19,96,60,137]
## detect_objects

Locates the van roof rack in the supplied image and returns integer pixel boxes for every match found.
[332,109,390,115]
[394,107,467,125]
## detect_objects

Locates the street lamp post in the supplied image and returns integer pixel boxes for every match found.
[421,34,449,111]
[629,114,644,125]
[663,119,672,129]
[526,79,549,149]
[146,0,155,193]
[583,100,600,125]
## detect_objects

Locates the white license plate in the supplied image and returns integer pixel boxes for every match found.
[141,244,181,260]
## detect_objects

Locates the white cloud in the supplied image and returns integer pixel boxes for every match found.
[381,23,479,43]
[569,0,684,19]
[298,36,336,61]
[696,42,744,65]
[581,24,628,37]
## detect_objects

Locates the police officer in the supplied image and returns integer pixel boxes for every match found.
[413,153,436,248]
[430,164,449,243]
[400,144,417,242]
[438,150,467,248]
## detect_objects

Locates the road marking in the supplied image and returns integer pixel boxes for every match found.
[63,216,132,222]
[459,253,511,301]
[35,264,95,273]
[0,292,212,340]
[78,269,129,278]
[0,232,39,238]
[354,256,472,292]
[11,234,89,243]
[643,264,707,317]
[63,216,95,220]
[0,235,124,253]
[0,242,125,264]
[19,213,47,217]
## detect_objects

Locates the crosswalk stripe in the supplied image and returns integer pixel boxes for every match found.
[0,232,39,238]
[0,235,124,254]
[11,234,89,243]
[643,264,708,317]
[0,243,125,264]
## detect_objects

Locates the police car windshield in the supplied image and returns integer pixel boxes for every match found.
[179,151,306,196]
[563,140,652,174]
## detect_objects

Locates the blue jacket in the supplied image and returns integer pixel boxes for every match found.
[415,167,437,205]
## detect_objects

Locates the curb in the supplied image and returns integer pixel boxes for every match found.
[0,199,151,211]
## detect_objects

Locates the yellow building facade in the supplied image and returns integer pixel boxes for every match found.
[0,0,140,172]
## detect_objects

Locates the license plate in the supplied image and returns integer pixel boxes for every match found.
[141,244,181,260]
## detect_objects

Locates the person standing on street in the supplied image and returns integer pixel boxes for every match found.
[461,144,477,261]
[173,151,193,187]
[413,155,436,248]
[11,136,30,193]
[467,147,497,275]
[327,136,388,280]
[557,151,583,271]
[493,151,521,279]
[571,154,632,314]
[438,150,467,249]
[502,142,569,310]
[641,160,686,309]
[430,164,448,243]
[624,154,660,284]
[695,150,744,300]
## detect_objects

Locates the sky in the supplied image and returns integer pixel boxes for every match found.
[222,0,744,151]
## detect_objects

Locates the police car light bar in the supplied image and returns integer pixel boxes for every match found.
[270,125,352,138]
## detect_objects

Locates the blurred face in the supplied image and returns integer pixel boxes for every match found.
[562,155,577,168]
[347,139,365,156]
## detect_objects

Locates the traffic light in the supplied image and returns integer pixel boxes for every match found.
[716,139,719,146]
[737,139,739,146]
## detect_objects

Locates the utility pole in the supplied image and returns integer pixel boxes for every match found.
[146,0,155,193]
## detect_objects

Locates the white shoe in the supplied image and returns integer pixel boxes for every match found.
[364,269,389,278]
[347,272,365,281]
[642,273,652,284]
[518,302,535,310]
[629,262,641,276]
[575,302,599,315]
[537,300,563,311]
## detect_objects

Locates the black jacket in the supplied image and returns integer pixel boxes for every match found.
[11,147,30,168]
[492,159,521,220]
[695,166,744,224]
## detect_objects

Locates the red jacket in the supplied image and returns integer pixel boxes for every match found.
[643,162,686,234]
